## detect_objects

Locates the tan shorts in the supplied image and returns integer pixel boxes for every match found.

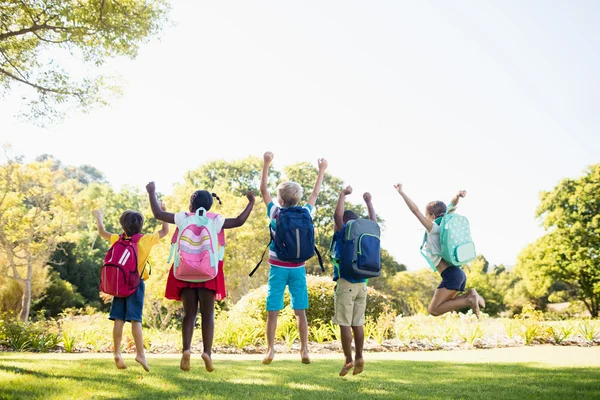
[332,278,367,327]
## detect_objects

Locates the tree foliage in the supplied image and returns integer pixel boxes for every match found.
[0,0,169,123]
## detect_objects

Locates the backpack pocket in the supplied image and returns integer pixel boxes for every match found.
[357,234,381,271]
[455,242,476,264]
[279,227,314,262]
[175,225,217,281]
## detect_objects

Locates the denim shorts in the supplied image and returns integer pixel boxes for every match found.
[266,266,308,311]
[437,266,466,292]
[109,280,145,323]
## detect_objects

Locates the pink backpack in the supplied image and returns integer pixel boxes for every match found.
[100,234,142,297]
[169,208,226,282]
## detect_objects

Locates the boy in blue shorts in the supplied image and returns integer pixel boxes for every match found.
[93,206,169,371]
[259,151,328,365]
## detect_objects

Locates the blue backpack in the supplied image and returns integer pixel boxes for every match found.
[250,206,324,277]
[330,219,381,281]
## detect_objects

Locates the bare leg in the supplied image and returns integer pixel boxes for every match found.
[180,288,199,371]
[352,325,365,375]
[132,321,149,372]
[198,288,215,372]
[112,320,127,369]
[339,325,354,376]
[428,288,480,317]
[294,309,310,364]
[263,310,279,364]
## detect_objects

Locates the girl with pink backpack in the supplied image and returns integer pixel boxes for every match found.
[146,181,255,372]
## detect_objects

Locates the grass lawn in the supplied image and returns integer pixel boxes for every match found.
[1,347,599,400]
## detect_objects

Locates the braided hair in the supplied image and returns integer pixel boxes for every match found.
[189,190,222,214]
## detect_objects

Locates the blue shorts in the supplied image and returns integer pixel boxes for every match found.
[437,266,466,292]
[266,266,308,311]
[109,280,145,323]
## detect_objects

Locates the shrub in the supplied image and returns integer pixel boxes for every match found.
[232,275,397,326]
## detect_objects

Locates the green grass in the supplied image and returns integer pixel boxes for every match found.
[1,353,599,400]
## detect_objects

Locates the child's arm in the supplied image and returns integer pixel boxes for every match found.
[260,152,274,206]
[93,210,113,240]
[363,192,377,222]
[334,186,352,232]
[223,191,256,229]
[448,190,467,212]
[394,183,433,232]
[146,181,175,224]
[306,158,328,208]
[157,202,170,239]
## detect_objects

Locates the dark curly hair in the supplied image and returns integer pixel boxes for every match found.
[189,190,222,214]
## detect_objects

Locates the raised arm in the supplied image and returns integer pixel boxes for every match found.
[306,158,328,208]
[334,186,352,232]
[363,192,377,222]
[93,210,113,240]
[448,190,467,213]
[146,181,175,224]
[260,152,274,206]
[394,183,433,232]
[157,202,170,239]
[223,191,256,229]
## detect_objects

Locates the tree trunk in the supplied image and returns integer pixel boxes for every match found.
[20,278,32,321]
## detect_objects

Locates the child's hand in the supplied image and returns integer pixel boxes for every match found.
[160,201,167,211]
[318,158,328,171]
[246,191,256,202]
[263,151,274,164]
[146,181,156,194]
[394,183,403,193]
[363,192,372,203]
[93,209,103,220]
[99,291,114,304]
[458,190,467,198]
[342,186,353,195]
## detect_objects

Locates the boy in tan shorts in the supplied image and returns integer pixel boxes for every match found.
[330,186,377,376]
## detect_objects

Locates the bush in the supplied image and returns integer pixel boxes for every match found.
[0,314,61,352]
[231,275,396,326]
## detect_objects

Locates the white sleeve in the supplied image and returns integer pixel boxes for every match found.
[428,223,440,234]
[174,211,188,227]
[213,214,225,233]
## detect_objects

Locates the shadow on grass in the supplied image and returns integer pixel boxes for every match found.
[1,356,599,400]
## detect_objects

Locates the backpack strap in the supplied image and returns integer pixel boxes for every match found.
[314,246,325,272]
[420,231,438,272]
[249,231,274,277]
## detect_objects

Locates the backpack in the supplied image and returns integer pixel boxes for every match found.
[333,219,381,280]
[100,234,143,297]
[420,209,476,271]
[250,206,323,277]
[168,208,224,282]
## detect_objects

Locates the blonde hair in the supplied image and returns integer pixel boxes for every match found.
[277,181,303,207]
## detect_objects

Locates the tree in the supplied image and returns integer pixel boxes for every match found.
[0,0,169,123]
[519,164,600,317]
[0,150,85,321]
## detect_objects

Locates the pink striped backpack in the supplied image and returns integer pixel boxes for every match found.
[100,234,142,297]
[168,208,225,282]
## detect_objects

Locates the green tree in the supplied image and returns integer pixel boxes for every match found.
[519,164,600,317]
[0,0,169,123]
[32,270,85,318]
[387,269,439,315]
[0,150,85,321]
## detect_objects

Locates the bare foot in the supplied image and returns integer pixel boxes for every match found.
[262,349,275,365]
[469,289,486,309]
[353,358,364,375]
[201,353,214,372]
[469,295,481,319]
[301,350,311,364]
[339,361,354,376]
[135,355,150,372]
[180,350,191,372]
[114,354,127,370]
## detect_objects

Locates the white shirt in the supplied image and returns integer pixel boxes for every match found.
[424,223,442,267]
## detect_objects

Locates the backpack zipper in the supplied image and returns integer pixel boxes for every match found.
[296,229,300,259]
[357,233,380,255]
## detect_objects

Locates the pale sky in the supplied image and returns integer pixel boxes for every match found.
[2,1,599,271]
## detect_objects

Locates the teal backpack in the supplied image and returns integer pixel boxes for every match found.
[420,205,476,271]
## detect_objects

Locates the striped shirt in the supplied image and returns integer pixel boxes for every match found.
[267,201,314,268]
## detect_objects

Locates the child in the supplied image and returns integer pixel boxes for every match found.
[332,186,376,376]
[394,184,485,317]
[93,206,170,372]
[146,181,255,372]
[260,151,328,365]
